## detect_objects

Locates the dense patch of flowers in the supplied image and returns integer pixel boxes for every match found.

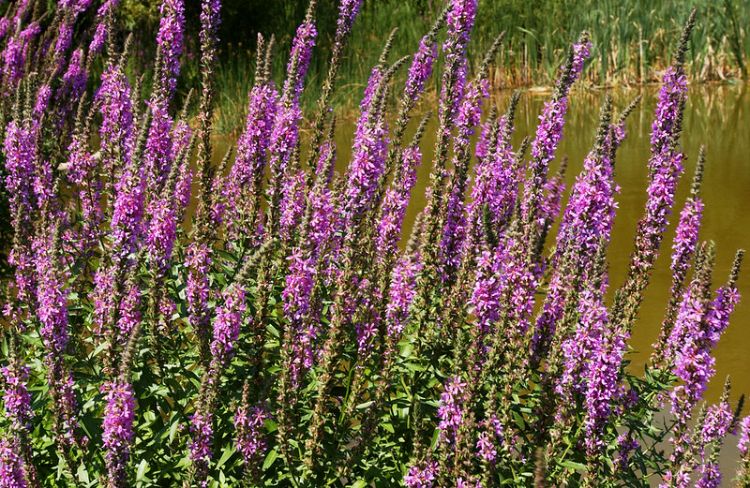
[0,1,746,486]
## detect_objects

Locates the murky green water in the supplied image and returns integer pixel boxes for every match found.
[330,84,749,406]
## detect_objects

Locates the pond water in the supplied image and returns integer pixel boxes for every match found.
[329,84,749,404]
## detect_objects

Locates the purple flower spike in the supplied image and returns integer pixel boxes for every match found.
[156,0,185,97]
[386,255,422,338]
[101,381,136,486]
[404,460,438,488]
[0,437,28,488]
[739,417,750,457]
[234,404,268,465]
[377,146,422,262]
[405,37,438,104]
[209,285,247,365]
[1,363,32,430]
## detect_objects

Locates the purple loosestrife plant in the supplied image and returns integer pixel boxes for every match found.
[521,36,591,232]
[652,150,706,366]
[439,77,490,278]
[0,437,27,488]
[234,398,268,469]
[224,83,278,246]
[266,16,317,235]
[101,381,136,487]
[1,362,32,431]
[533,99,620,358]
[738,416,750,484]
[377,146,422,263]
[613,12,695,330]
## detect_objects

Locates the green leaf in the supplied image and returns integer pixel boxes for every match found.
[560,460,588,473]
[216,444,235,469]
[76,463,90,484]
[136,459,151,483]
[262,448,279,471]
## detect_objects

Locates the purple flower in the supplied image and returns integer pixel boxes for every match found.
[185,242,212,336]
[437,376,467,443]
[343,67,389,225]
[97,63,134,171]
[117,280,141,343]
[534,130,620,356]
[615,432,639,471]
[671,198,703,281]
[60,49,87,102]
[558,286,610,399]
[156,0,185,97]
[476,431,497,462]
[283,250,316,324]
[89,23,107,55]
[470,247,507,336]
[738,416,750,457]
[1,363,32,430]
[101,381,136,484]
[404,36,438,103]
[695,462,721,488]
[144,101,175,191]
[2,120,37,226]
[265,20,316,228]
[444,0,477,58]
[700,401,732,448]
[209,285,246,365]
[34,233,69,356]
[224,83,278,242]
[669,279,739,411]
[89,0,123,54]
[583,317,628,455]
[308,185,336,255]
[629,67,688,284]
[377,146,422,262]
[33,85,52,118]
[234,404,267,465]
[404,460,438,488]
[189,409,213,463]
[55,20,74,57]
[438,79,490,276]
[283,21,317,103]
[386,256,422,338]
[334,0,363,43]
[279,170,307,241]
[146,196,178,270]
[353,278,381,354]
[110,160,145,257]
[522,38,591,225]
[467,113,518,234]
[669,279,711,405]
[0,437,27,488]
[475,416,504,463]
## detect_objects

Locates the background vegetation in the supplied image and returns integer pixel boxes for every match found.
[115,0,750,133]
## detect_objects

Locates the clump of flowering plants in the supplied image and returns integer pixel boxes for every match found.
[0,1,746,487]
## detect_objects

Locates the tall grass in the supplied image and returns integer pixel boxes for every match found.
[209,0,749,133]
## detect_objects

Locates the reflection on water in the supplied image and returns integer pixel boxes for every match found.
[330,84,748,403]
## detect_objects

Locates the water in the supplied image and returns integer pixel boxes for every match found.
[330,84,749,402]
